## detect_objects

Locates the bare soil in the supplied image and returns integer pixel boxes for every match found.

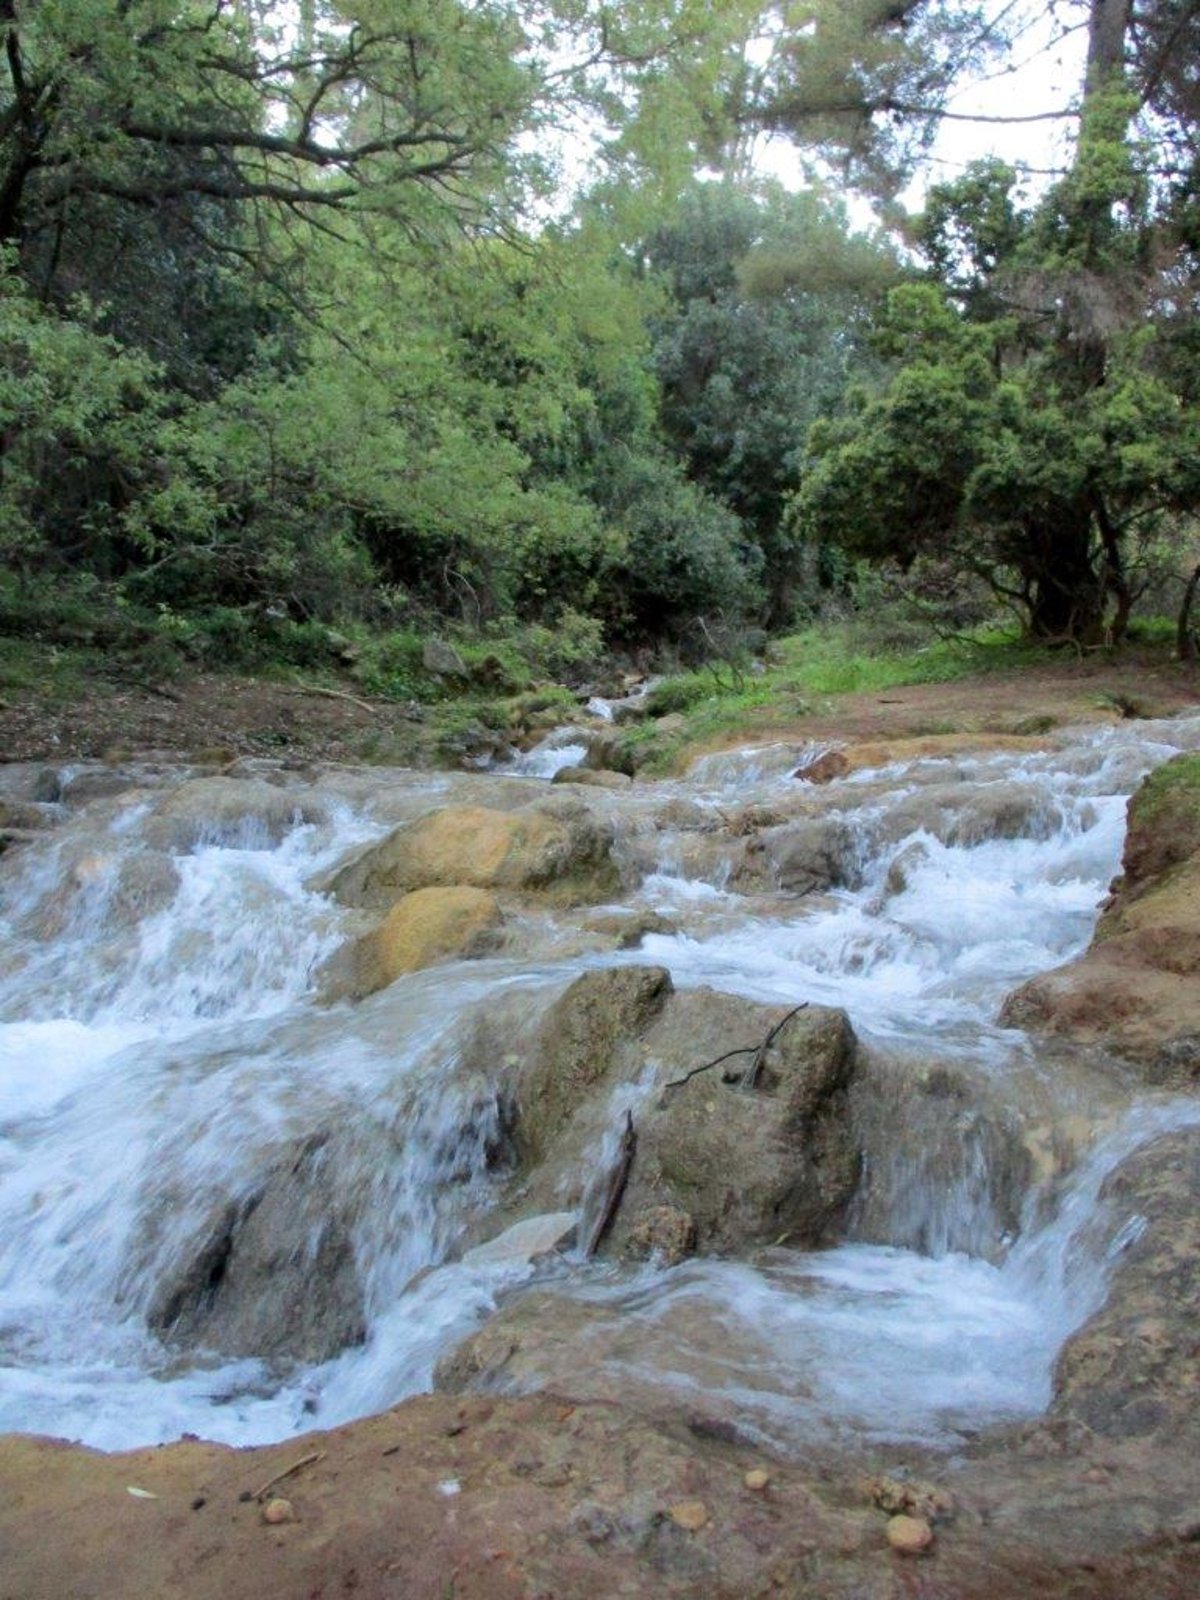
[0,645,1196,769]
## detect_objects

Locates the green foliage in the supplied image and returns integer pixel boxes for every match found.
[643,182,887,623]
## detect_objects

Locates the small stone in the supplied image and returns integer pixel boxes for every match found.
[261,1498,295,1525]
[668,1500,710,1532]
[743,1469,771,1492]
[887,1514,934,1556]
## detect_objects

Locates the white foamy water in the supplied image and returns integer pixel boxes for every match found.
[0,713,1197,1451]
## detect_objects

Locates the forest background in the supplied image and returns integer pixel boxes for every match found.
[1,0,1198,713]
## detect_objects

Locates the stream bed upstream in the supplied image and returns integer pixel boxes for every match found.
[2,711,1199,1456]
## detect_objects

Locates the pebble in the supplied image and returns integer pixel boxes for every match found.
[743,1469,771,1492]
[887,1514,934,1556]
[668,1500,710,1532]
[261,1498,295,1525]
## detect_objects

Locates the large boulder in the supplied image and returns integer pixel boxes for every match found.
[324,800,619,909]
[610,994,861,1254]
[315,886,504,1002]
[1001,754,1200,1068]
[146,1132,365,1365]
[514,967,673,1163]
[731,814,861,896]
[1052,1126,1200,1442]
[845,1057,1034,1261]
[492,970,862,1257]
[143,777,325,853]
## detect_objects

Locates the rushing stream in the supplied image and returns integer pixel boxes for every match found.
[1,713,1199,1453]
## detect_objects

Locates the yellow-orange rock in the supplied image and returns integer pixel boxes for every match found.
[325,803,617,909]
[317,887,503,1001]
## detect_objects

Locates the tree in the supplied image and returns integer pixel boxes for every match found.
[790,1,1200,644]
[642,181,894,623]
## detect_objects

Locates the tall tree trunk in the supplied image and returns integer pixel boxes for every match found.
[1086,0,1133,88]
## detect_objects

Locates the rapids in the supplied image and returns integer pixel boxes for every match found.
[1,712,1199,1452]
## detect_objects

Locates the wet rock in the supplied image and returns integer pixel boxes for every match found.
[873,781,1065,851]
[1052,1127,1200,1443]
[315,886,503,1002]
[1001,756,1200,1066]
[847,1056,1032,1261]
[1147,1033,1200,1089]
[514,968,673,1163]
[583,726,637,776]
[147,1133,366,1365]
[323,802,619,909]
[870,1475,954,1521]
[24,846,181,940]
[622,1206,696,1266]
[550,766,633,789]
[0,797,57,832]
[732,816,861,896]
[32,767,64,803]
[609,997,861,1255]
[143,777,325,853]
[793,749,851,784]
[581,910,678,949]
[460,1213,577,1268]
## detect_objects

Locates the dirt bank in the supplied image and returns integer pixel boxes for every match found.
[0,646,1196,768]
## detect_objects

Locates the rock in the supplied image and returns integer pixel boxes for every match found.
[1117,753,1200,892]
[550,766,633,789]
[887,1514,934,1555]
[422,638,469,679]
[609,996,861,1255]
[1052,1127,1200,1443]
[622,1206,696,1266]
[582,910,677,949]
[870,1475,954,1521]
[24,846,181,940]
[667,1501,709,1532]
[261,1499,295,1525]
[0,798,56,831]
[322,803,618,909]
[743,1469,770,1492]
[460,1213,577,1268]
[654,714,687,736]
[732,815,860,897]
[583,727,636,776]
[1000,755,1200,1066]
[1148,1033,1200,1089]
[315,886,503,1001]
[846,1056,1032,1261]
[514,968,673,1163]
[32,768,64,803]
[793,749,851,784]
[146,1132,366,1365]
[437,722,508,769]
[143,778,324,853]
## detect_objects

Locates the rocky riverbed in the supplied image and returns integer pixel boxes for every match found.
[2,702,1200,1597]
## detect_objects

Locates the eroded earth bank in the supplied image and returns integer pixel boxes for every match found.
[2,702,1200,1598]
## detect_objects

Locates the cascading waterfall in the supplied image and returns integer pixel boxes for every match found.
[0,712,1198,1452]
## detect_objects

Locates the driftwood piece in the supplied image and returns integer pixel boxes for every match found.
[284,684,378,716]
[580,1110,636,1258]
[250,1450,326,1503]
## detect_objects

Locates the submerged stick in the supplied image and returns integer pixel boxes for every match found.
[580,1110,636,1258]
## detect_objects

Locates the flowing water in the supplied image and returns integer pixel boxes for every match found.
[1,714,1199,1453]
